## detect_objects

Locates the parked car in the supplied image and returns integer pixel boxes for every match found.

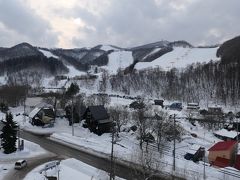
[14,160,27,170]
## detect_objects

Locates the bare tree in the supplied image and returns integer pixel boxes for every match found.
[108,106,129,136]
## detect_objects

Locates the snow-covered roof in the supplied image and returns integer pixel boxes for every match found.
[29,107,41,119]
[187,144,201,154]
[214,129,238,139]
[25,97,43,107]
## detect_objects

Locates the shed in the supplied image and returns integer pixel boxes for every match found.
[82,105,112,135]
[185,145,205,162]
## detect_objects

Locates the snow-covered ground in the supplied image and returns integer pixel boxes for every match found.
[39,49,59,59]
[24,158,124,180]
[135,47,219,71]
[102,50,134,74]
[5,102,240,180]
[0,138,48,180]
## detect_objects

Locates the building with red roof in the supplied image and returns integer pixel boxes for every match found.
[208,140,237,167]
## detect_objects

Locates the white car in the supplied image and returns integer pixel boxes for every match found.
[14,160,27,170]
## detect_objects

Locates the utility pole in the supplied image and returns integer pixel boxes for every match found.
[110,124,115,180]
[173,114,176,172]
[203,149,206,180]
[71,97,74,136]
[18,124,20,151]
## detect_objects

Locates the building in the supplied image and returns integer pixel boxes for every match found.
[184,145,205,162]
[29,106,55,126]
[208,106,223,116]
[82,105,112,135]
[214,129,240,141]
[154,99,164,108]
[208,140,238,168]
[186,103,200,110]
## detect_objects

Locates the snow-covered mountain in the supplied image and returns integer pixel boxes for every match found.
[0,40,221,81]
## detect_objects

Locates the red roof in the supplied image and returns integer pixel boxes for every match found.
[208,140,237,151]
[234,155,240,170]
[213,157,230,168]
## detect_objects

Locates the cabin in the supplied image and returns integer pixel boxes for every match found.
[82,105,112,135]
[29,106,55,126]
[208,140,237,168]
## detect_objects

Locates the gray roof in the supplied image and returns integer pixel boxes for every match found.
[87,105,109,121]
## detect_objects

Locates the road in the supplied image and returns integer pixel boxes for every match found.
[6,130,183,180]
[4,153,62,180]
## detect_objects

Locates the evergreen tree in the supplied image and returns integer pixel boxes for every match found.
[65,83,79,98]
[1,113,18,154]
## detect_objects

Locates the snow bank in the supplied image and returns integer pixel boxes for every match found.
[24,158,124,180]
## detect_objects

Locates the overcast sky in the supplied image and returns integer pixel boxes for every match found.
[0,0,239,48]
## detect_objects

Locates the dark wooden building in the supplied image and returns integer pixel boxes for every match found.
[82,105,112,135]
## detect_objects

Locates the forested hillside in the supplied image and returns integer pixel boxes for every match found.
[109,36,240,106]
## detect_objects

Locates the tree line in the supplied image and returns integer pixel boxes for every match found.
[108,59,240,106]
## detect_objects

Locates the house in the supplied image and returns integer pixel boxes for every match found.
[208,140,238,168]
[82,105,112,135]
[29,106,55,126]
[214,129,240,141]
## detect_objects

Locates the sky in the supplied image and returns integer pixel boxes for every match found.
[0,0,239,48]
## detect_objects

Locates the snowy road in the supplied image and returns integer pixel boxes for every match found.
[19,130,181,180]
[4,153,61,180]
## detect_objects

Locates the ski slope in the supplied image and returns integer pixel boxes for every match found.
[135,47,219,71]
[102,50,134,74]
[39,49,59,59]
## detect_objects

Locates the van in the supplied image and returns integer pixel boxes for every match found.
[15,160,27,170]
